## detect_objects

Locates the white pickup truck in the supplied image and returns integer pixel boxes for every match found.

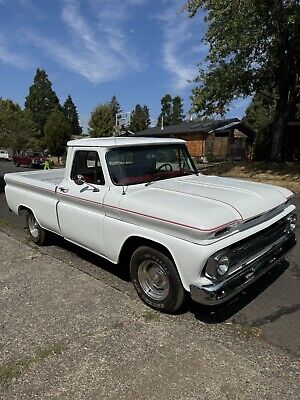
[4,137,297,312]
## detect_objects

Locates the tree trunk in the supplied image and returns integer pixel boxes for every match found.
[270,94,289,162]
[270,2,296,162]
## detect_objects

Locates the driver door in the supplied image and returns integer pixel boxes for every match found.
[57,149,108,255]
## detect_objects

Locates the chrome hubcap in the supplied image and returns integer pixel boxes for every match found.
[28,214,39,239]
[138,260,169,301]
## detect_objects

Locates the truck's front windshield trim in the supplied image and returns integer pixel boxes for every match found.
[106,144,198,186]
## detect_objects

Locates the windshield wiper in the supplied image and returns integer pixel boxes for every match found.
[179,169,199,177]
[145,175,163,187]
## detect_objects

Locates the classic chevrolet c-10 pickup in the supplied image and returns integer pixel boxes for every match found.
[4,137,297,312]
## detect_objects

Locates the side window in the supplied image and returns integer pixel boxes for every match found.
[71,151,105,185]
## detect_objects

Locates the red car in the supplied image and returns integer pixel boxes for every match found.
[13,151,47,168]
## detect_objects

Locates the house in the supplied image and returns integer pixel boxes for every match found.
[134,118,256,161]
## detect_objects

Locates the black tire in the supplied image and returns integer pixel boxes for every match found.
[130,246,186,313]
[26,211,46,245]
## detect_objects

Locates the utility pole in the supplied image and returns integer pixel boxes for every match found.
[161,115,164,130]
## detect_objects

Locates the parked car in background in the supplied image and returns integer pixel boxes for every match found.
[0,150,11,161]
[13,151,47,168]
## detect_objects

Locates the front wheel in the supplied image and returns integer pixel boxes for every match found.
[26,211,46,245]
[130,246,186,313]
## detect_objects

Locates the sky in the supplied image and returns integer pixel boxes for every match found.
[0,0,251,133]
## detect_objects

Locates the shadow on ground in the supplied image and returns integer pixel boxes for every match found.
[187,260,290,323]
[43,233,291,323]
[48,233,131,282]
[0,178,5,194]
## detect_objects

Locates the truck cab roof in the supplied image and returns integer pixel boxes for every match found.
[67,136,186,148]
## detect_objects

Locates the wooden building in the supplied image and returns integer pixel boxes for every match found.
[135,118,255,161]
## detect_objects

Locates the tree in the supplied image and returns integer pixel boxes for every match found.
[63,95,82,136]
[88,103,115,137]
[243,93,276,131]
[110,95,121,123]
[0,99,36,152]
[185,0,300,161]
[172,96,185,125]
[143,105,151,128]
[129,104,151,132]
[243,93,276,160]
[25,68,60,137]
[157,94,173,127]
[44,109,71,163]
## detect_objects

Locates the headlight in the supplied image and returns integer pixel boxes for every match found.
[216,255,230,275]
[288,214,297,232]
[206,253,230,279]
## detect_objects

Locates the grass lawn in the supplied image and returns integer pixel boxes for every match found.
[199,161,300,194]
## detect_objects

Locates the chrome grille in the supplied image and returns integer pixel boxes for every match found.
[229,216,289,267]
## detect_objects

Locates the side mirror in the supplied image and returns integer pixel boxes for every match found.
[75,174,85,185]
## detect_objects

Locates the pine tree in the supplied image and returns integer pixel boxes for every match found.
[63,95,82,136]
[44,109,71,163]
[129,104,151,133]
[157,94,172,127]
[25,68,60,137]
[171,96,185,125]
[110,95,121,124]
[143,105,151,129]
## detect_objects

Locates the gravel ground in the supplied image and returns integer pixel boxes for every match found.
[0,231,299,400]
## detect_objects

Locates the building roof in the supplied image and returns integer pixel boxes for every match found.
[67,136,185,148]
[135,118,256,139]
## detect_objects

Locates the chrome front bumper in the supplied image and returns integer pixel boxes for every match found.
[190,233,296,306]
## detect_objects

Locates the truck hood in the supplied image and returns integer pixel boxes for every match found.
[117,174,292,241]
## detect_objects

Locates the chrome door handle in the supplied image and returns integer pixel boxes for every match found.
[58,187,69,193]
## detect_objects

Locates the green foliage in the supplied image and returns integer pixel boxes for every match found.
[172,96,185,125]
[25,68,60,137]
[44,109,71,161]
[243,92,276,160]
[185,0,300,160]
[143,105,151,128]
[88,103,115,137]
[157,94,173,127]
[88,96,122,137]
[243,93,276,133]
[157,94,185,126]
[129,104,151,132]
[110,95,121,121]
[0,98,36,152]
[63,95,82,136]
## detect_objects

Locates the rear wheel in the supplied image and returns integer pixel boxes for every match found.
[26,211,46,245]
[130,246,186,313]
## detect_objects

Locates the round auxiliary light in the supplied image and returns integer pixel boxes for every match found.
[288,214,297,231]
[217,255,230,276]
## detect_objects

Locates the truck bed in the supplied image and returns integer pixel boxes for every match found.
[4,169,65,191]
[4,169,66,235]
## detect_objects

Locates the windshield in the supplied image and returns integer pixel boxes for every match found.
[106,144,198,186]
